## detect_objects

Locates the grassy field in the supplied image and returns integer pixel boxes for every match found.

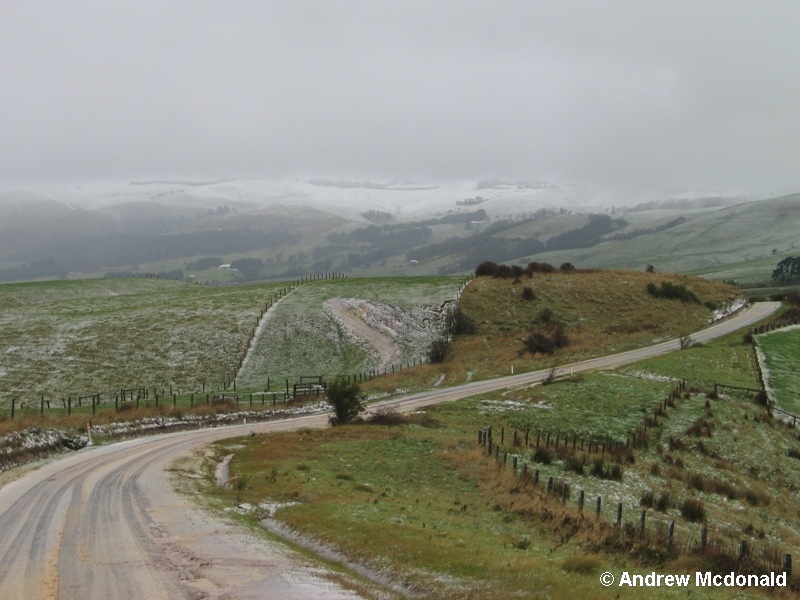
[757,326,800,415]
[0,275,462,415]
[236,276,462,389]
[205,329,800,598]
[0,277,283,407]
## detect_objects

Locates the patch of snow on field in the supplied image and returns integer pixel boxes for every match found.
[324,298,446,371]
[259,501,300,517]
[481,399,553,413]
[711,297,747,323]
[611,371,678,383]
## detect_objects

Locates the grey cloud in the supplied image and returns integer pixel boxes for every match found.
[2,0,799,195]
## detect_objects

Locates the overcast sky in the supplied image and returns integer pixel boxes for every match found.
[2,0,799,195]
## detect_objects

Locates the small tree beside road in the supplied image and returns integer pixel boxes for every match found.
[326,378,365,425]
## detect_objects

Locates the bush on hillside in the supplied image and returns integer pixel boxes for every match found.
[447,306,477,335]
[427,337,451,363]
[522,326,569,355]
[646,281,700,304]
[475,260,556,279]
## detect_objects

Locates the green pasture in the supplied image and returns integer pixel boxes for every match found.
[209,329,799,598]
[757,326,800,415]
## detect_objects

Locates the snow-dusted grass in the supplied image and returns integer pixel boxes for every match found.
[211,333,800,597]
[236,276,461,388]
[756,326,800,415]
[0,278,284,407]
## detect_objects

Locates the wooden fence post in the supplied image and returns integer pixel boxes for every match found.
[700,527,708,550]
[596,496,602,516]
[783,554,792,578]
[640,510,646,537]
[11,398,15,419]
[616,503,623,526]
[668,520,674,546]
[578,490,584,512]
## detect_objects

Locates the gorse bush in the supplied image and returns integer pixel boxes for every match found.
[646,281,700,304]
[523,326,569,355]
[475,260,556,279]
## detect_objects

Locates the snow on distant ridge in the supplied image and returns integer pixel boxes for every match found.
[4,178,615,222]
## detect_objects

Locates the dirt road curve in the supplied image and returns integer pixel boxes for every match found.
[0,302,779,599]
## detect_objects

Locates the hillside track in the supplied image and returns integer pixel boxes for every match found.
[0,302,779,599]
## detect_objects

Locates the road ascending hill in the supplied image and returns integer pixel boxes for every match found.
[0,302,779,599]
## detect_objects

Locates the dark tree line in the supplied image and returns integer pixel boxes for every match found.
[772,256,800,284]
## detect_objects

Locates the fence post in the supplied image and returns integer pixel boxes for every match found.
[68,397,72,416]
[547,476,553,494]
[616,503,623,526]
[578,490,584,512]
[596,496,602,516]
[739,539,748,559]
[783,554,792,578]
[640,510,646,537]
[668,520,674,546]
[11,398,15,419]
[512,456,518,473]
[700,527,708,550]
[41,395,44,418]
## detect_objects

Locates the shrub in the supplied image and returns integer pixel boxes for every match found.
[532,447,553,464]
[326,378,365,425]
[521,286,535,301]
[559,262,575,272]
[427,337,451,363]
[448,307,477,335]
[366,406,412,426]
[564,453,585,474]
[523,332,555,355]
[522,326,569,355]
[528,261,555,273]
[551,326,570,349]
[537,307,556,324]
[646,281,700,304]
[680,498,706,522]
[654,493,672,512]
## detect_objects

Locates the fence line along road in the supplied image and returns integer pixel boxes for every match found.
[0,302,780,600]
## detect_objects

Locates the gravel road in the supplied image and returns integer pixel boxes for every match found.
[0,302,779,599]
